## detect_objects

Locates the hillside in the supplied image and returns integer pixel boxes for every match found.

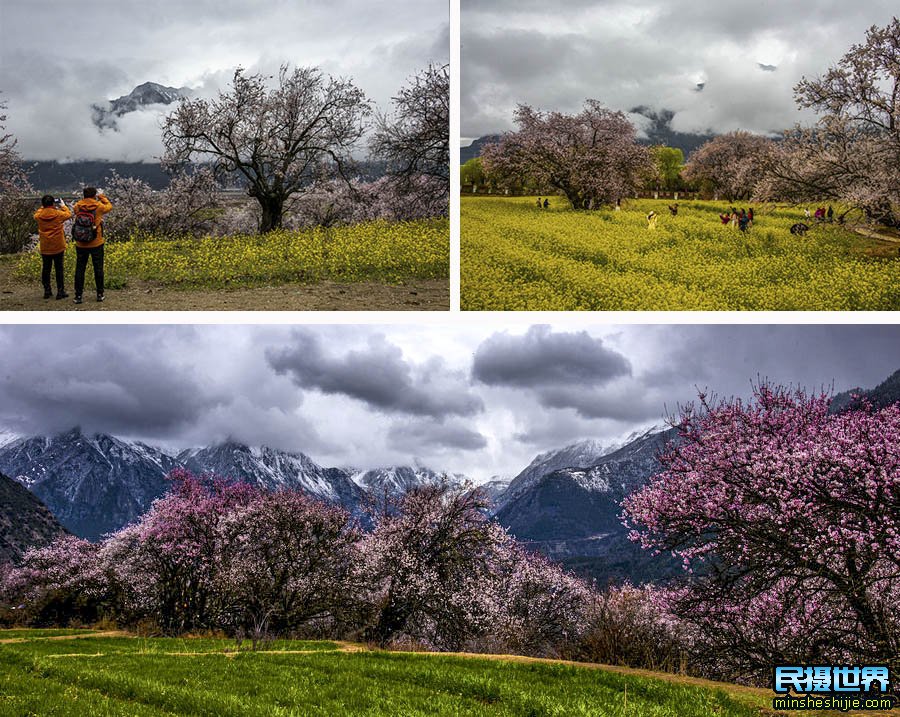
[495,428,681,584]
[831,368,900,412]
[0,472,67,565]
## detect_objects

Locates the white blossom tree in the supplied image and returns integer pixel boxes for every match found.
[757,18,900,225]
[162,66,371,233]
[0,98,34,254]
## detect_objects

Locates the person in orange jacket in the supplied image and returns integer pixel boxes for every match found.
[71,186,113,303]
[33,195,73,300]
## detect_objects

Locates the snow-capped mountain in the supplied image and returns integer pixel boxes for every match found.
[478,476,512,505]
[351,465,467,497]
[92,81,192,130]
[495,426,680,584]
[178,441,364,509]
[501,436,630,508]
[0,428,178,540]
[0,431,19,449]
[0,429,463,540]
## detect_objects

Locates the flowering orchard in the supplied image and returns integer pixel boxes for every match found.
[14,217,449,288]
[3,390,896,686]
[1,474,598,658]
[461,197,900,310]
[624,386,900,682]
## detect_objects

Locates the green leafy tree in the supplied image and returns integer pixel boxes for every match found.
[649,146,684,191]
[460,157,485,186]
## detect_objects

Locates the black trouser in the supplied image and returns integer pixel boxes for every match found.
[41,251,65,293]
[74,244,104,297]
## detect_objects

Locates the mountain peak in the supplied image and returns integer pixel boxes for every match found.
[92,81,192,131]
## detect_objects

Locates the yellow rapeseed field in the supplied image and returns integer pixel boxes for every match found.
[461,197,900,310]
[15,218,449,289]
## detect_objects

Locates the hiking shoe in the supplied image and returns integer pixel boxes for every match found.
[43,289,53,299]
[73,295,83,305]
[56,291,69,300]
[97,294,105,303]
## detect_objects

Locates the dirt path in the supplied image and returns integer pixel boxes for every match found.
[0,630,127,644]
[852,225,900,246]
[386,648,899,717]
[0,259,449,311]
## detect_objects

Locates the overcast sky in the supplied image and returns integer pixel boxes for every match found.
[0,324,896,482]
[0,0,448,161]
[461,0,898,141]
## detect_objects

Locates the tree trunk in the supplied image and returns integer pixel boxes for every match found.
[864,200,898,227]
[257,194,285,233]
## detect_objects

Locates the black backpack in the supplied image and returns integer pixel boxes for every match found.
[72,207,97,243]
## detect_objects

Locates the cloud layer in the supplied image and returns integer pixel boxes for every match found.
[0,0,448,161]
[0,325,897,481]
[461,0,898,139]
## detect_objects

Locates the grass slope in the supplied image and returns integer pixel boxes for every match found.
[2,631,895,716]
[461,197,900,310]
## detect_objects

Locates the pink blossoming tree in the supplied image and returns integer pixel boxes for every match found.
[624,385,900,680]
[481,101,651,209]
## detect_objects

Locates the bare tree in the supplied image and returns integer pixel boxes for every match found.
[162,66,371,233]
[370,63,449,208]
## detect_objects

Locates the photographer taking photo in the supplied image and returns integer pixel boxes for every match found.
[33,195,72,300]
[71,186,113,304]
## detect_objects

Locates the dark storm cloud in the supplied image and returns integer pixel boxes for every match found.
[0,0,447,160]
[0,328,224,436]
[500,324,900,451]
[267,330,484,420]
[633,325,900,401]
[461,0,898,139]
[472,326,642,422]
[387,421,489,452]
[472,325,631,388]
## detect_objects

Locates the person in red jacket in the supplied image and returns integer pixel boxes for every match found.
[71,187,113,303]
[33,195,73,299]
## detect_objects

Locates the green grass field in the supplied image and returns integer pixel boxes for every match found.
[4,630,893,716]
[461,197,900,310]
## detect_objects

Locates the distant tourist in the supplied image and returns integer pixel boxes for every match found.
[804,208,811,219]
[827,205,834,222]
[668,203,678,216]
[738,213,750,232]
[748,207,754,225]
[614,198,621,211]
[33,195,72,300]
[536,197,542,208]
[814,207,825,222]
[71,187,113,304]
[790,222,809,236]
[720,212,731,225]
[647,211,658,229]
[543,198,549,209]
